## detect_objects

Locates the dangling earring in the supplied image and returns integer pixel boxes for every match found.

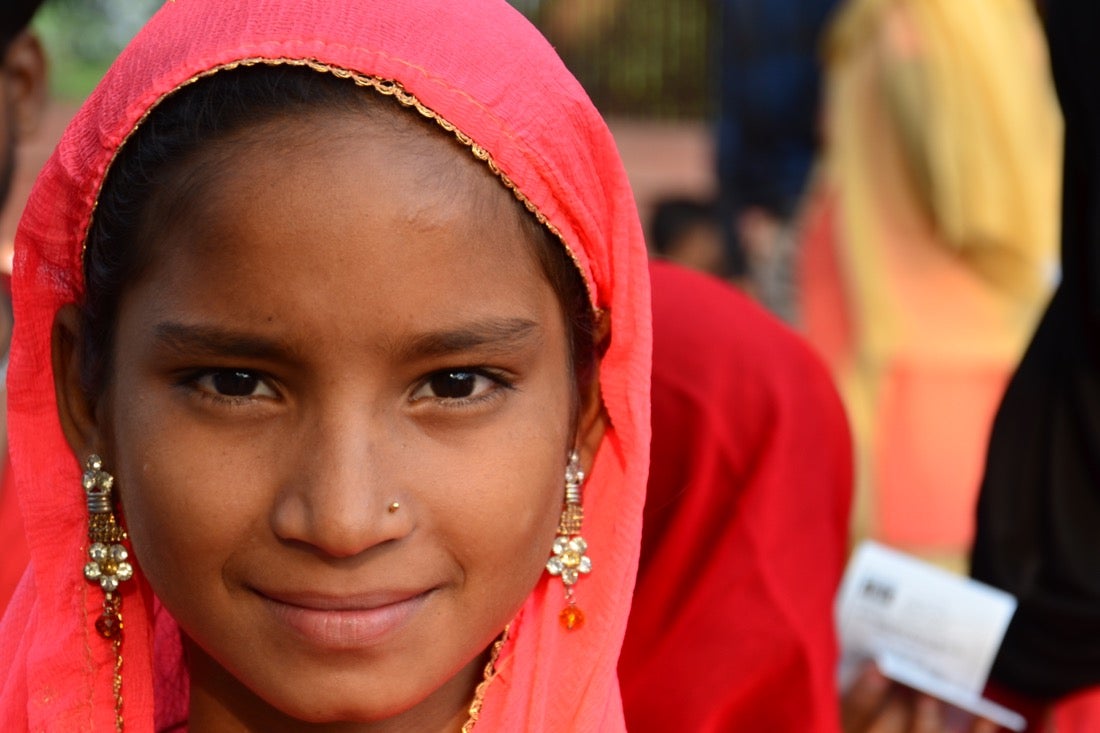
[81,454,132,731]
[545,450,591,631]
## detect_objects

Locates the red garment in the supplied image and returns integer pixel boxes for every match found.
[0,457,26,614]
[1054,689,1100,732]
[991,684,1100,733]
[0,1,652,730]
[619,261,851,732]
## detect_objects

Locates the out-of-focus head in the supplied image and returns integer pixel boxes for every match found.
[648,197,725,277]
[0,0,46,210]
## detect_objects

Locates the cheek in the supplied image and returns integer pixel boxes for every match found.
[413,377,575,607]
[442,433,565,621]
[106,387,271,604]
[466,437,563,563]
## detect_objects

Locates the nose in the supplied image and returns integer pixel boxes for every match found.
[270,405,410,558]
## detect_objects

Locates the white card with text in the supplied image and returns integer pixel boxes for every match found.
[836,541,1025,731]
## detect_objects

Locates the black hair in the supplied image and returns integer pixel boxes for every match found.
[0,0,43,50]
[81,64,596,401]
[647,197,721,255]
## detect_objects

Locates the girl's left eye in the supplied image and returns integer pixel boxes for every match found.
[193,369,277,399]
[411,370,502,402]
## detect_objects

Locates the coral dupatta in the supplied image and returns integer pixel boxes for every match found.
[0,1,651,730]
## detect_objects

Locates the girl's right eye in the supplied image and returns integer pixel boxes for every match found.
[192,369,277,400]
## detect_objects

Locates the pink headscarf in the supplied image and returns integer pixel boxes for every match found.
[0,1,651,730]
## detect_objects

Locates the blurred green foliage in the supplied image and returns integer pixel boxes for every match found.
[34,0,159,100]
[32,0,714,117]
[515,0,714,119]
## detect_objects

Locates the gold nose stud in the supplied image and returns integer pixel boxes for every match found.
[388,501,400,514]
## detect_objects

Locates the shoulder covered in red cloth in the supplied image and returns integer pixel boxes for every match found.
[620,260,852,733]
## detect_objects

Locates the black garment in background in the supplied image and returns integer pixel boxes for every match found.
[970,0,1100,699]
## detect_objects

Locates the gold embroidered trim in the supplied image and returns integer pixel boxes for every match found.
[461,624,510,733]
[82,57,600,312]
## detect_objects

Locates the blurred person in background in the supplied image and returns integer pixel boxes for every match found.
[0,2,44,218]
[0,0,47,614]
[799,0,1061,569]
[628,262,1002,732]
[971,1,1100,730]
[647,197,726,277]
[714,0,839,319]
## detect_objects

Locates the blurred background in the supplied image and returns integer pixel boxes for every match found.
[1,0,161,256]
[34,0,160,98]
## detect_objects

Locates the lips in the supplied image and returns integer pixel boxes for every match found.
[256,587,434,650]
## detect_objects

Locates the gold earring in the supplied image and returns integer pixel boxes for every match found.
[81,454,131,731]
[545,450,591,631]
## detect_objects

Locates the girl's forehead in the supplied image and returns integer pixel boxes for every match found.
[120,124,563,365]
[187,108,522,232]
[137,110,549,316]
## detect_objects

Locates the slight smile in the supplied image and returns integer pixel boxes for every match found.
[256,587,436,650]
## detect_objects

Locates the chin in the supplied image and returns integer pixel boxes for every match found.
[262,684,425,725]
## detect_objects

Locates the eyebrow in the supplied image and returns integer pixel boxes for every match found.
[398,317,542,360]
[150,317,542,362]
[152,322,294,361]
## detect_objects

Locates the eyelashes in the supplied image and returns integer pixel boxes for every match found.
[181,366,515,409]
[192,369,278,400]
[410,368,515,407]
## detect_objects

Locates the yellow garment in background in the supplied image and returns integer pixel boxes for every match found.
[807,0,1062,563]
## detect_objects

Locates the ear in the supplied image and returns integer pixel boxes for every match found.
[573,312,610,472]
[52,304,104,458]
[1,31,47,138]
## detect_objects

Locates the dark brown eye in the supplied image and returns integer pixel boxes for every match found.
[411,368,510,404]
[428,371,478,399]
[212,370,261,396]
[194,369,275,399]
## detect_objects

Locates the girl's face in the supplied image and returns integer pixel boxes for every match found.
[57,110,597,729]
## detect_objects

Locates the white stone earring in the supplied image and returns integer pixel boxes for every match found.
[545,450,591,631]
[81,454,132,729]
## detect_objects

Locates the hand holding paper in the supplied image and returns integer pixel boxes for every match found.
[842,663,1002,733]
[837,542,1025,732]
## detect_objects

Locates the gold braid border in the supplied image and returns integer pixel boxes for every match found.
[83,57,600,313]
[461,625,510,733]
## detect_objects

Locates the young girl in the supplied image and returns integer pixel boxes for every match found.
[0,1,651,730]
